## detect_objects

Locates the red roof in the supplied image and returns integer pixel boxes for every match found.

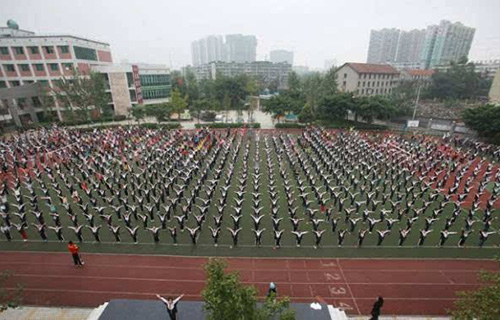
[341,63,399,74]
[406,69,435,76]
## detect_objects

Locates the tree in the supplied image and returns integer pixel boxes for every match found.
[52,70,108,122]
[299,102,315,124]
[0,270,23,313]
[170,89,188,120]
[450,258,500,319]
[462,104,500,142]
[130,106,146,124]
[317,93,352,122]
[425,61,492,100]
[145,103,171,123]
[202,259,295,320]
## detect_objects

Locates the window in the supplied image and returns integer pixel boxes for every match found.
[0,81,6,88]
[13,47,24,55]
[44,46,55,54]
[127,72,134,87]
[24,80,34,84]
[10,81,20,87]
[344,73,347,78]
[29,46,39,54]
[59,46,69,54]
[377,81,379,86]
[73,46,97,61]
[5,65,15,72]
[34,64,44,71]
[17,98,27,110]
[19,64,30,72]
[362,81,365,87]
[342,81,346,86]
[62,63,73,71]
[49,63,59,71]
[369,74,372,79]
[357,81,360,87]
[130,90,137,102]
[367,81,370,87]
[0,47,8,55]
[361,89,364,94]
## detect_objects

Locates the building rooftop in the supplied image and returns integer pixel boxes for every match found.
[0,27,109,46]
[405,69,436,76]
[342,63,400,74]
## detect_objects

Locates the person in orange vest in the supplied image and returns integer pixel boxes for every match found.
[67,241,84,267]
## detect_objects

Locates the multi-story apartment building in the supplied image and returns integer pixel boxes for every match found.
[336,63,400,96]
[270,50,293,65]
[367,20,475,70]
[0,23,113,121]
[367,29,400,64]
[193,61,291,89]
[91,64,171,116]
[421,20,475,69]
[225,34,257,63]
[191,35,226,66]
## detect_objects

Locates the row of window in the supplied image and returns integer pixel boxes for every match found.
[357,80,396,88]
[142,86,171,100]
[0,79,50,88]
[358,73,397,80]
[357,88,392,95]
[0,45,69,56]
[2,63,73,73]
[139,74,171,86]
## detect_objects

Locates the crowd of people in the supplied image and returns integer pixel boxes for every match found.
[0,125,498,248]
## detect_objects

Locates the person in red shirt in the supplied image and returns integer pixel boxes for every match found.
[67,241,84,267]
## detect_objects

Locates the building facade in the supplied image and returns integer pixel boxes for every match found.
[225,34,257,63]
[0,23,113,121]
[270,50,293,65]
[420,20,475,69]
[92,64,171,116]
[472,60,500,79]
[367,20,475,70]
[191,35,226,66]
[193,61,291,89]
[336,63,400,96]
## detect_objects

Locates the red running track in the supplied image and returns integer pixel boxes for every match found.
[0,252,497,316]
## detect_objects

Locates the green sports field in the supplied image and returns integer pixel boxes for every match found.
[0,128,498,259]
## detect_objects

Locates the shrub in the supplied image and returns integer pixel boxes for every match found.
[275,123,306,129]
[195,123,261,129]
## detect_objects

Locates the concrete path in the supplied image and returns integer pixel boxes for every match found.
[0,307,92,320]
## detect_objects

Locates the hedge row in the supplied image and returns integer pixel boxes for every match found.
[274,123,306,129]
[195,123,261,129]
[59,115,128,127]
[75,122,181,132]
[320,120,388,130]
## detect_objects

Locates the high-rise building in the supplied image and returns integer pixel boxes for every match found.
[270,50,293,65]
[191,35,225,66]
[395,29,426,66]
[193,61,291,89]
[421,20,475,69]
[225,34,257,63]
[367,21,475,70]
[367,29,400,64]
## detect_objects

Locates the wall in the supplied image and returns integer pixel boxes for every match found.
[108,72,132,116]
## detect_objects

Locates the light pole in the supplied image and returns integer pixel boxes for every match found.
[412,82,422,120]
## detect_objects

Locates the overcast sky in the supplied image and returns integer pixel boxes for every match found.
[2,0,500,69]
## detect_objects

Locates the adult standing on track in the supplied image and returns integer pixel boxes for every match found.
[369,296,384,320]
[67,241,84,267]
[156,293,184,320]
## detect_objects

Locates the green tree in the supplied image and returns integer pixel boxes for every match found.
[170,88,188,120]
[202,259,295,320]
[317,93,352,122]
[450,258,500,319]
[462,104,500,143]
[130,106,146,124]
[145,103,171,123]
[299,102,315,124]
[425,60,492,100]
[52,70,108,123]
[287,71,302,93]
[0,270,23,313]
